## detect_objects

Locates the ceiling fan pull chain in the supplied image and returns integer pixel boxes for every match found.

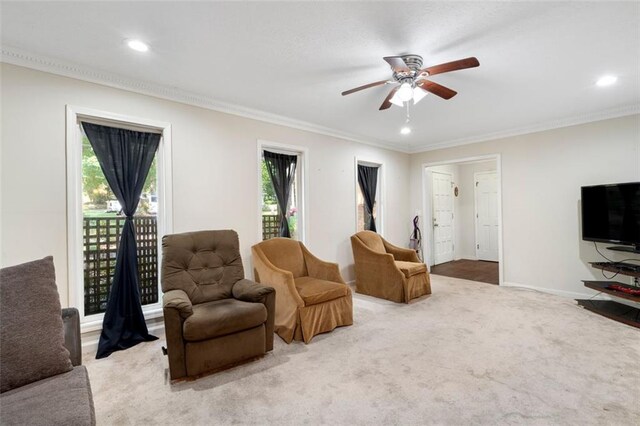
[406,100,411,123]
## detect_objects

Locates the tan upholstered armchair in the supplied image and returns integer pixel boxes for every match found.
[251,238,353,344]
[161,230,275,380]
[351,231,431,303]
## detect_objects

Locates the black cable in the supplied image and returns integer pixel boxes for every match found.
[593,242,640,265]
[593,242,620,279]
[593,242,640,280]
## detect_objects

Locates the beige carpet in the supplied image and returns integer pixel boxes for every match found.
[85,276,640,425]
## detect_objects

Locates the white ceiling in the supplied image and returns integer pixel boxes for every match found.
[1,1,639,152]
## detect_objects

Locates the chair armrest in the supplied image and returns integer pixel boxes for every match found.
[163,289,193,319]
[232,279,275,302]
[62,308,81,367]
[252,245,305,343]
[301,244,346,284]
[232,279,276,351]
[351,235,404,277]
[162,290,192,380]
[382,239,421,262]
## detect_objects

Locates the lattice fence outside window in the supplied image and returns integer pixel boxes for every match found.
[262,214,280,240]
[83,216,158,315]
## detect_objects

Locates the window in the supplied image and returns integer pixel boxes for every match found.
[258,141,306,242]
[81,135,158,316]
[66,106,172,328]
[356,160,382,233]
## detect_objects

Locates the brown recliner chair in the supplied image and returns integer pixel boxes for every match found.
[161,230,275,380]
[351,231,431,303]
[251,238,353,344]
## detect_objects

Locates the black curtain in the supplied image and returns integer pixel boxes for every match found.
[82,122,160,359]
[263,150,297,238]
[358,164,379,232]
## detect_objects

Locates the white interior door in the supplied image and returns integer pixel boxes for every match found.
[475,171,499,261]
[432,171,454,265]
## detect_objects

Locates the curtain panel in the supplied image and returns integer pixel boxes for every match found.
[263,150,297,238]
[82,122,160,359]
[357,164,379,232]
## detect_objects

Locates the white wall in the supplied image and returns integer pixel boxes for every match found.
[411,115,640,298]
[3,62,638,305]
[0,64,411,306]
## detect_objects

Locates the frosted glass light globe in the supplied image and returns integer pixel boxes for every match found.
[397,83,414,102]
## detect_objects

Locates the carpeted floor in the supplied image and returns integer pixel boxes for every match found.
[431,259,499,284]
[85,276,640,425]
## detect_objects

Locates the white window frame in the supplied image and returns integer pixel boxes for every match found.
[257,140,308,243]
[66,105,173,332]
[354,157,384,234]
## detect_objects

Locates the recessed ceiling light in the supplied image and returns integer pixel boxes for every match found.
[596,75,617,87]
[400,126,411,135]
[127,39,149,52]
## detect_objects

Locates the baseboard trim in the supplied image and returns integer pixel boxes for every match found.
[501,281,610,300]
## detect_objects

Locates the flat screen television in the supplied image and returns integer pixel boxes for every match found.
[581,182,640,252]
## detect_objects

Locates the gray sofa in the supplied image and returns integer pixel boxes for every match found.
[0,257,95,426]
[0,308,95,425]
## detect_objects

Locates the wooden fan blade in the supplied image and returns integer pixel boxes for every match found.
[379,86,399,110]
[416,80,457,100]
[420,57,479,77]
[341,80,388,96]
[383,56,409,72]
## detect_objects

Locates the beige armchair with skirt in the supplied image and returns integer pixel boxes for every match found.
[251,238,353,344]
[161,230,275,380]
[351,230,431,303]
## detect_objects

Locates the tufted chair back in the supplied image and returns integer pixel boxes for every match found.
[161,230,244,305]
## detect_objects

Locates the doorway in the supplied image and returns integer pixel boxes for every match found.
[423,155,502,285]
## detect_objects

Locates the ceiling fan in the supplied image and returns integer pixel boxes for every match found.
[341,54,480,110]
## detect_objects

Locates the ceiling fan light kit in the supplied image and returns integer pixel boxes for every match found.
[341,54,480,111]
[396,82,415,102]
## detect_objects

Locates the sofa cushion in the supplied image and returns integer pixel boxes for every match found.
[356,231,386,254]
[294,277,348,306]
[0,257,72,393]
[183,299,267,341]
[395,261,427,278]
[0,365,95,426]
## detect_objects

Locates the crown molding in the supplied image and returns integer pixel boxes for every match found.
[0,45,407,153]
[2,45,637,156]
[409,104,640,154]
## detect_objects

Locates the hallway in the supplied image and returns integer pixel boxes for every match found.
[430,259,499,285]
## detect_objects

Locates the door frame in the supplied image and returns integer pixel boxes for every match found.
[421,154,503,285]
[430,170,455,265]
[474,170,499,261]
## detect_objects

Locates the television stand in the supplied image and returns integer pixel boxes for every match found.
[607,245,640,254]
[576,263,640,329]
